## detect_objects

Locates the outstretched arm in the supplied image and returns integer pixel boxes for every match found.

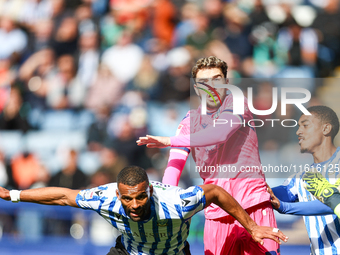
[0,186,80,207]
[137,112,242,148]
[267,185,334,216]
[200,184,288,245]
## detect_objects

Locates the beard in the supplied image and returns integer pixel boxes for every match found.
[300,147,308,153]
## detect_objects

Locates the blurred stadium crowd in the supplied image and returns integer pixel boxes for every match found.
[0,0,339,242]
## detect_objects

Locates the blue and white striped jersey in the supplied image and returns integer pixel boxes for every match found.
[282,147,340,255]
[76,181,206,255]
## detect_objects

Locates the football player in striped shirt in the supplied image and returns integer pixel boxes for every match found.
[268,105,340,255]
[1,166,287,255]
[137,56,280,255]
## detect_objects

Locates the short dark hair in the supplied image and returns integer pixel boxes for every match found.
[192,56,228,79]
[117,166,149,186]
[307,105,340,141]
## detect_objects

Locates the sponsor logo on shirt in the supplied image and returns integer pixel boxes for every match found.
[157,219,169,227]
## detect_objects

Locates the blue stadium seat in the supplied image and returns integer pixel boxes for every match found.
[24,131,87,155]
[40,110,75,130]
[0,131,23,157]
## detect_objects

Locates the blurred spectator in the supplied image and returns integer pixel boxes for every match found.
[19,48,56,110]
[75,3,100,35]
[277,19,317,67]
[0,151,8,187]
[127,55,160,99]
[157,47,192,102]
[172,2,199,47]
[26,18,54,54]
[186,12,212,51]
[48,149,88,189]
[76,30,100,88]
[0,15,28,61]
[311,0,340,76]
[85,63,124,111]
[223,4,253,61]
[101,30,144,84]
[107,91,147,138]
[0,57,15,90]
[19,48,56,82]
[94,146,128,183]
[146,38,169,72]
[0,85,10,113]
[49,17,79,57]
[109,117,151,169]
[249,0,270,27]
[147,101,188,137]
[0,87,31,132]
[204,40,235,74]
[152,0,176,45]
[90,168,111,187]
[17,0,53,28]
[46,54,86,109]
[87,105,111,151]
[50,0,71,27]
[10,152,45,189]
[63,0,82,10]
[275,18,317,84]
[0,56,14,81]
[204,0,225,36]
[109,0,149,34]
[250,22,286,78]
[88,0,109,16]
[99,11,124,50]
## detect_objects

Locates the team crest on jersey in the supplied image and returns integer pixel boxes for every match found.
[157,219,168,227]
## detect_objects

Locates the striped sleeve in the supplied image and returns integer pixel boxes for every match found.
[178,186,206,220]
[76,184,115,210]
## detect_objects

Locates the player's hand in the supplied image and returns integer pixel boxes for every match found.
[0,186,10,201]
[250,225,288,245]
[136,135,171,148]
[266,184,280,210]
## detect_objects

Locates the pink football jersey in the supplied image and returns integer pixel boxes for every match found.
[177,94,270,219]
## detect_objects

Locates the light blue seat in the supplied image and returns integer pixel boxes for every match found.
[40,110,75,130]
[0,131,23,157]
